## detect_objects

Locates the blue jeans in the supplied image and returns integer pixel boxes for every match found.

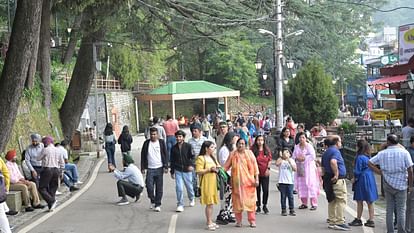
[384,181,407,233]
[279,183,294,210]
[145,167,164,207]
[63,172,74,188]
[175,171,194,207]
[65,163,79,183]
[166,136,176,162]
[105,143,116,167]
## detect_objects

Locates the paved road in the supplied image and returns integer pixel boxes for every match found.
[21,132,387,233]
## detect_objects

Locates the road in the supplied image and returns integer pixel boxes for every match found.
[19,132,386,233]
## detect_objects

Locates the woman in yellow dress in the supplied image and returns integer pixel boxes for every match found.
[196,141,220,231]
[224,138,259,228]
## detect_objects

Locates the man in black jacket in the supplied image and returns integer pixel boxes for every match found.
[170,130,195,212]
[141,127,168,212]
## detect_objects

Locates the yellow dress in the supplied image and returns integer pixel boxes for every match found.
[196,155,219,205]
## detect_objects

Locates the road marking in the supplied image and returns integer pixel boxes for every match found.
[168,214,178,233]
[270,168,373,233]
[18,158,105,233]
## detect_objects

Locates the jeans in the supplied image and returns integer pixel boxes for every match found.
[256,176,269,207]
[166,136,176,162]
[145,167,164,207]
[279,183,294,210]
[328,179,347,225]
[117,180,143,198]
[175,171,194,207]
[105,143,116,167]
[63,172,75,188]
[65,163,79,183]
[406,190,414,232]
[384,181,407,233]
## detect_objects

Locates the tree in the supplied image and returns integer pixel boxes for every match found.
[284,59,338,128]
[39,0,52,119]
[0,0,43,152]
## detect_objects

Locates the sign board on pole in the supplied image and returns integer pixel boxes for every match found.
[399,23,414,64]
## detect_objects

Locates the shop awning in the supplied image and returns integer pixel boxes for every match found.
[368,75,407,86]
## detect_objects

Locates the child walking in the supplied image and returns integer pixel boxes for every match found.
[276,149,297,216]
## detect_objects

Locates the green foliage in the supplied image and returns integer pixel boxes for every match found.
[340,122,357,134]
[204,36,259,96]
[107,45,170,89]
[285,59,338,128]
[22,78,43,103]
[51,79,68,108]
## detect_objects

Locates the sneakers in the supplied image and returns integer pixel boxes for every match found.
[33,204,45,209]
[49,200,58,212]
[256,206,261,213]
[348,218,362,226]
[135,193,142,203]
[263,205,269,214]
[281,209,287,216]
[176,206,184,212]
[117,197,130,206]
[149,203,155,209]
[6,210,18,216]
[334,224,351,231]
[75,181,83,185]
[250,222,257,228]
[310,206,317,211]
[55,191,62,195]
[25,206,34,212]
[70,186,79,192]
[154,206,161,212]
[289,209,296,216]
[364,220,375,228]
[189,199,195,207]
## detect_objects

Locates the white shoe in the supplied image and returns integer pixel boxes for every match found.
[149,203,155,209]
[49,200,58,212]
[189,199,195,207]
[154,206,161,212]
[176,206,184,212]
[55,191,62,196]
[75,181,83,185]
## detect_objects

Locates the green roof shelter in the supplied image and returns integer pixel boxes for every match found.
[137,80,240,119]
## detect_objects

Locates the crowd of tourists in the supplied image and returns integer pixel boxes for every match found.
[3,113,414,233]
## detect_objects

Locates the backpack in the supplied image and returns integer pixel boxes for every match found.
[0,171,6,203]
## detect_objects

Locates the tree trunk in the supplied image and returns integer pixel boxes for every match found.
[25,31,40,89]
[0,0,42,152]
[61,14,82,64]
[39,0,52,119]
[59,29,105,143]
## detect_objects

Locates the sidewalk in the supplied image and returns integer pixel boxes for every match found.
[7,148,101,229]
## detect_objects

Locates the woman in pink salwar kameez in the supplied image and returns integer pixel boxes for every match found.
[292,132,320,210]
[224,138,259,228]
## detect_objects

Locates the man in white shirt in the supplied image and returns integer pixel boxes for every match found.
[110,154,144,206]
[141,127,168,212]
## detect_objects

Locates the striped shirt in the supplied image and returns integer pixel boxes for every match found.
[25,144,44,171]
[370,145,413,190]
[188,136,209,157]
[37,145,65,169]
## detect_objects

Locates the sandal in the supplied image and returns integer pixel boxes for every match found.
[298,204,308,209]
[206,224,216,231]
[235,222,242,227]
[250,223,256,228]
[310,206,317,211]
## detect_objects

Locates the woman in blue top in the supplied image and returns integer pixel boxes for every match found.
[348,139,378,228]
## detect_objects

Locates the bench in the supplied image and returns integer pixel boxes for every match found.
[6,191,22,212]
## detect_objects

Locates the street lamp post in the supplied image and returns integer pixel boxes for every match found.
[258,25,303,131]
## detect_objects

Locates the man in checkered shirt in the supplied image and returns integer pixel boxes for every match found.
[369,134,413,233]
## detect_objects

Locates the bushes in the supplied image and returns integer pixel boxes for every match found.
[340,122,357,134]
